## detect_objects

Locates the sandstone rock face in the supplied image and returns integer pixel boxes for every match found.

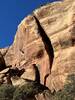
[35,90,51,100]
[21,66,37,81]
[0,0,75,92]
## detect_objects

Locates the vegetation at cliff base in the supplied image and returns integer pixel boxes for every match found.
[0,74,75,100]
[51,74,75,100]
[0,84,15,100]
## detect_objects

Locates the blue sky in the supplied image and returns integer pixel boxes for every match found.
[0,0,57,48]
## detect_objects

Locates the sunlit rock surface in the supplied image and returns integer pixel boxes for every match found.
[0,0,75,93]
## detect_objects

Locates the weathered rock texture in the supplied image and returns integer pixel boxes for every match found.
[0,0,75,92]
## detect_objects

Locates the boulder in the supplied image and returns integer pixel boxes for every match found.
[0,68,9,74]
[11,76,27,86]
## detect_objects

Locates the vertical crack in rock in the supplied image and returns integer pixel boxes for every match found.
[0,52,6,71]
[33,15,54,72]
[71,25,75,46]
[33,64,40,83]
[33,15,54,85]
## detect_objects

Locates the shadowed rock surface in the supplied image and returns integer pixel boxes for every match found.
[33,15,54,73]
[0,52,6,71]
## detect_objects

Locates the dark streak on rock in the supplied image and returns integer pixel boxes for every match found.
[33,64,40,83]
[33,15,54,73]
[0,52,6,71]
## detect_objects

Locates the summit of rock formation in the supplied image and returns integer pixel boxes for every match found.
[0,0,75,95]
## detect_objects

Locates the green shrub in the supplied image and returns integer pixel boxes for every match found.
[51,74,75,100]
[0,84,15,100]
[13,82,46,100]
[0,74,75,100]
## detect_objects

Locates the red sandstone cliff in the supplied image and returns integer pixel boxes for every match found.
[0,0,75,94]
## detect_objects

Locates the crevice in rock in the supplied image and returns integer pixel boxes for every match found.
[44,73,49,86]
[33,15,54,74]
[0,52,6,71]
[71,25,75,46]
[33,64,40,83]
[3,47,9,57]
[20,49,25,54]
